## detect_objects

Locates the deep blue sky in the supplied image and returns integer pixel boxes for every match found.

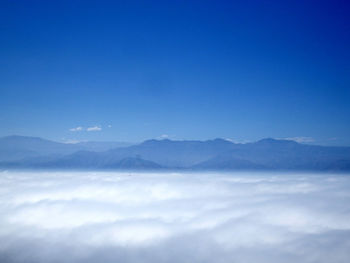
[1,0,349,145]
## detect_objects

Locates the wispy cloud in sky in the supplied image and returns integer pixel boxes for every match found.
[69,126,102,132]
[280,137,315,143]
[87,126,102,132]
[62,139,81,144]
[225,138,252,144]
[69,126,83,132]
[0,171,349,263]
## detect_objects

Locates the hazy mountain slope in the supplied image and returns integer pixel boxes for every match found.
[0,136,132,162]
[104,157,162,169]
[203,138,350,170]
[105,138,237,167]
[75,141,133,152]
[0,136,82,161]
[0,138,238,169]
[1,150,161,170]
[192,153,267,170]
[1,136,350,171]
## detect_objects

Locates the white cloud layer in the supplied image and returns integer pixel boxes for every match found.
[0,171,349,263]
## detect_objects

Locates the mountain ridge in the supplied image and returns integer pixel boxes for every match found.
[1,135,350,171]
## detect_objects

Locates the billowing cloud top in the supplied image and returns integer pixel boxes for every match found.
[0,171,349,263]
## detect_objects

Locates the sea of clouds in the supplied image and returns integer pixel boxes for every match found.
[0,170,349,263]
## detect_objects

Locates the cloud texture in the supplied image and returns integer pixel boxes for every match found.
[0,171,349,263]
[69,126,83,132]
[69,126,102,132]
[86,126,102,131]
[282,137,315,143]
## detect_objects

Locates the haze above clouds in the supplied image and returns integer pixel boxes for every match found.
[0,171,349,263]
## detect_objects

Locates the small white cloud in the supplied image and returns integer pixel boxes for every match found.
[69,126,83,132]
[282,137,314,143]
[160,134,169,139]
[226,138,252,144]
[63,139,82,144]
[87,126,102,132]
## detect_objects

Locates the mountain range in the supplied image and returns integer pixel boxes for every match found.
[1,135,350,171]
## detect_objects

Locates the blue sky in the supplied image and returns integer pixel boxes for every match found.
[1,0,349,145]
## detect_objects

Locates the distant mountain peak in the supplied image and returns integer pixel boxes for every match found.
[207,138,235,144]
[141,138,234,145]
[141,139,165,145]
[1,135,350,171]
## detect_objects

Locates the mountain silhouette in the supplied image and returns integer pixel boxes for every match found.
[1,136,350,171]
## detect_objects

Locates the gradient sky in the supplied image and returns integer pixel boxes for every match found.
[1,0,349,145]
